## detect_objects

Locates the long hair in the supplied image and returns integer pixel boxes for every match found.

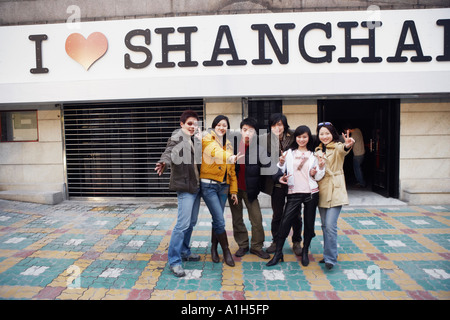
[290,125,314,151]
[211,115,230,142]
[316,122,340,143]
[269,113,289,130]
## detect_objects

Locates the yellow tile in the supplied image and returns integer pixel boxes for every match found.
[58,288,87,300]
[78,288,109,300]
[431,290,450,300]
[103,289,131,300]
[0,285,41,299]
[383,291,412,300]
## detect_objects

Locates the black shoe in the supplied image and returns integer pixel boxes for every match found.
[235,247,249,257]
[319,259,325,263]
[266,252,284,267]
[250,248,270,259]
[325,263,334,270]
[301,250,309,266]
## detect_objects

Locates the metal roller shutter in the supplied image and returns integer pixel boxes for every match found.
[63,100,204,198]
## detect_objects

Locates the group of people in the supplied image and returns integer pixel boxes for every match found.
[155,110,355,277]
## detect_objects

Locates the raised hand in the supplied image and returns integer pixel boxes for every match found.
[342,130,355,149]
[228,152,245,164]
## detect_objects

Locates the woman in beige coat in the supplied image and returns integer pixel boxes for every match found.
[314,122,355,270]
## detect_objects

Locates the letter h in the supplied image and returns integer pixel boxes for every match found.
[155,27,198,68]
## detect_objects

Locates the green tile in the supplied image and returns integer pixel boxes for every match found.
[394,260,450,291]
[321,261,401,291]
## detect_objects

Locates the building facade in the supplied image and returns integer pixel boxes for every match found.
[0,0,449,204]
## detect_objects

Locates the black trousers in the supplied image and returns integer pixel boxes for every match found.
[276,192,318,248]
[271,184,302,243]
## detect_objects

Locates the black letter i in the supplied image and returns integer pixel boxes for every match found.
[29,34,49,74]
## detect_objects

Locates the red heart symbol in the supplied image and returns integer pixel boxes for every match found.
[65,32,108,70]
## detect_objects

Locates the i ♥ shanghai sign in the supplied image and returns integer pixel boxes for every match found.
[0,8,449,104]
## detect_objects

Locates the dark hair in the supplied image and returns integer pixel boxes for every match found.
[240,117,258,131]
[180,110,199,123]
[211,115,230,129]
[316,122,340,143]
[269,113,289,130]
[290,125,314,151]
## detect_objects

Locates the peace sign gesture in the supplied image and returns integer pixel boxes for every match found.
[342,130,355,149]
[228,152,245,164]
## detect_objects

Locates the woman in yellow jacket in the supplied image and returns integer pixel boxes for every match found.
[314,122,355,270]
[201,115,241,267]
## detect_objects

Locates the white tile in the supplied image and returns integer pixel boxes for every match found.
[411,219,429,225]
[94,220,109,226]
[263,241,272,248]
[184,269,203,280]
[199,221,212,227]
[64,239,85,246]
[0,216,11,221]
[4,237,26,244]
[191,241,208,248]
[99,268,124,278]
[127,240,145,248]
[384,240,406,247]
[263,269,285,281]
[145,221,159,226]
[423,268,450,280]
[359,220,376,226]
[344,269,368,280]
[20,266,49,276]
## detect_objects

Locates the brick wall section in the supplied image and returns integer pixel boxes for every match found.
[1,0,449,26]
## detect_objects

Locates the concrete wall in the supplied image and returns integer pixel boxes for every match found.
[1,0,449,26]
[205,99,242,132]
[282,99,317,132]
[399,98,450,204]
[0,105,65,203]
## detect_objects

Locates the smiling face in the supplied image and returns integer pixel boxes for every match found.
[319,126,333,146]
[214,119,228,137]
[296,132,309,149]
[180,117,198,136]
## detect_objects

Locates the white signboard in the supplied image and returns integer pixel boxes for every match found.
[0,8,449,104]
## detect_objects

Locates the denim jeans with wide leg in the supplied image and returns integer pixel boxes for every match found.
[200,182,229,234]
[168,189,201,267]
[319,206,342,266]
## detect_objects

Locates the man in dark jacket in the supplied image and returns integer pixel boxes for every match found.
[228,118,270,259]
[155,110,202,277]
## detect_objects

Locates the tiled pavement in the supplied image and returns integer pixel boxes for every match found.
[0,199,449,301]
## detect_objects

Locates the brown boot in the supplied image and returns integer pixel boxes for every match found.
[292,242,303,256]
[216,232,235,267]
[211,229,219,263]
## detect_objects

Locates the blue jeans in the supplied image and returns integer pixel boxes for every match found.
[168,190,201,267]
[319,206,342,266]
[353,155,366,187]
[200,181,229,234]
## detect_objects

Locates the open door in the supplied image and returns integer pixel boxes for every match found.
[370,100,400,198]
[318,99,400,198]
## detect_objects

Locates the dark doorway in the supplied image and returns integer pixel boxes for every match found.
[248,100,282,132]
[318,99,400,198]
